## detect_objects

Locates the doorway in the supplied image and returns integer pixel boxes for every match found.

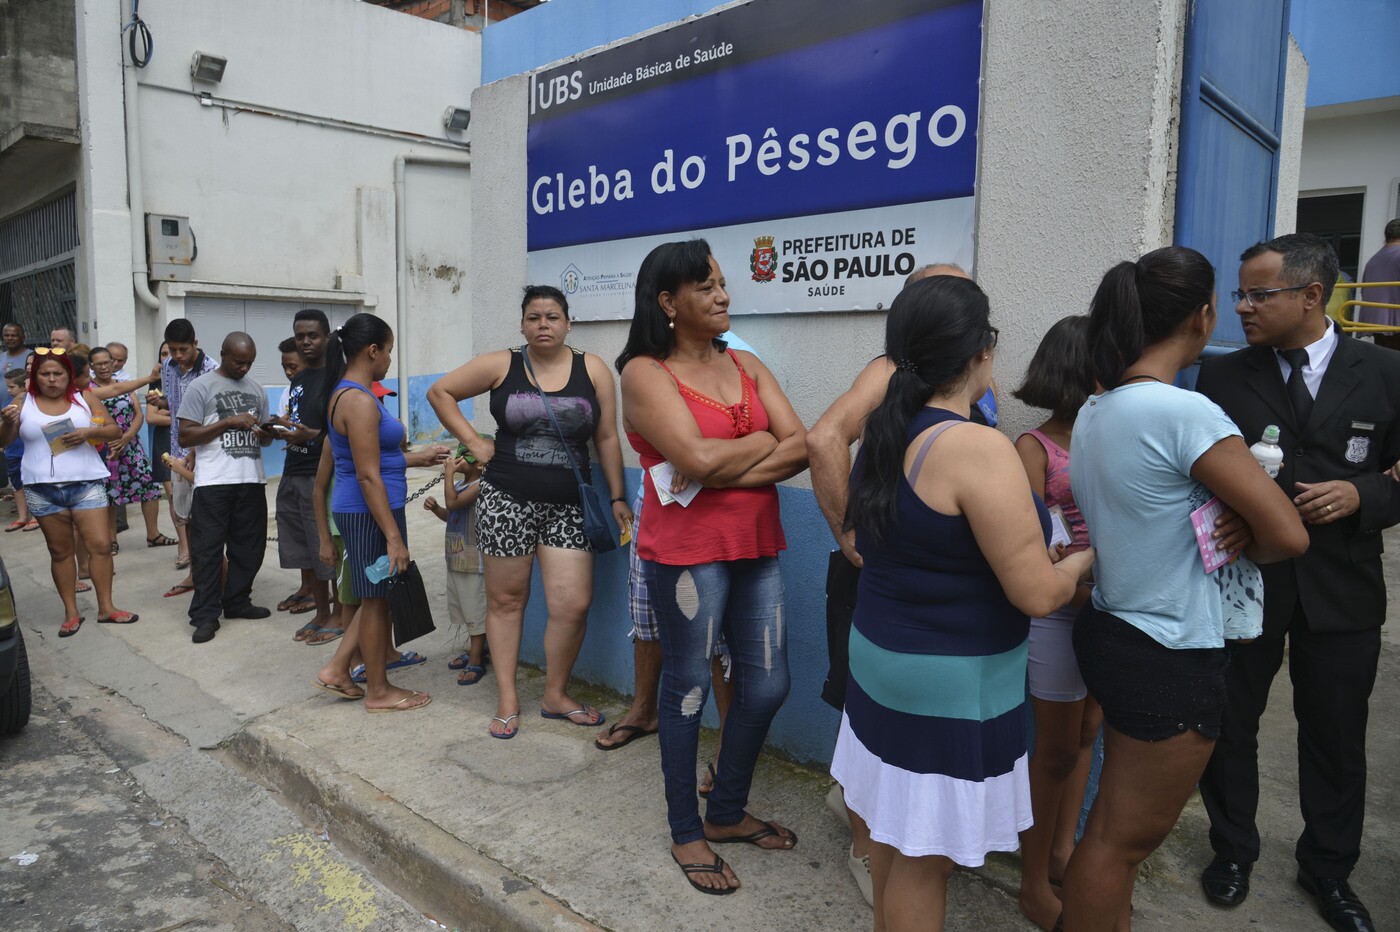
[1296,191,1364,280]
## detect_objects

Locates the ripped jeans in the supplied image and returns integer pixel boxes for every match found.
[645,556,791,844]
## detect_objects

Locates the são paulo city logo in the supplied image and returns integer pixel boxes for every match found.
[750,235,777,283]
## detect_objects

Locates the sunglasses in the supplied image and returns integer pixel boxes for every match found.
[33,346,67,356]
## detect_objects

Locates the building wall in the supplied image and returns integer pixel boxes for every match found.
[1275,37,1309,236]
[0,0,78,133]
[1289,0,1400,107]
[72,0,480,465]
[471,0,1190,763]
[1298,109,1400,265]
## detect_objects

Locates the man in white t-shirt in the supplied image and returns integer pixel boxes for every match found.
[177,332,273,643]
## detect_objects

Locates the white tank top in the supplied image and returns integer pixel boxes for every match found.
[17,393,110,486]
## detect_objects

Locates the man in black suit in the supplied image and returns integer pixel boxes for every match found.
[1195,233,1400,932]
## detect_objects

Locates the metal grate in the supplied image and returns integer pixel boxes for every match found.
[0,191,79,277]
[0,260,78,343]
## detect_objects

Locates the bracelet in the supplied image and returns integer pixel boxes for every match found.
[610,496,626,504]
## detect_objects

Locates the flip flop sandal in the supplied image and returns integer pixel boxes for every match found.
[595,722,658,751]
[698,761,717,797]
[175,555,191,569]
[277,592,313,612]
[22,519,40,531]
[4,520,25,532]
[366,692,431,714]
[288,599,319,615]
[293,621,323,642]
[163,583,195,598]
[540,707,606,727]
[58,616,85,637]
[110,541,119,555]
[706,816,798,850]
[448,649,491,670]
[671,851,737,896]
[74,581,92,594]
[97,611,139,625]
[489,713,519,739]
[456,664,486,685]
[146,534,178,547]
[350,651,428,683]
[306,627,344,646]
[312,678,364,700]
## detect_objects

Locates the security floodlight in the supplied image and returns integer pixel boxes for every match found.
[190,51,227,84]
[443,106,472,131]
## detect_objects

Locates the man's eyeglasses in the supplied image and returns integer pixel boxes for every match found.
[1230,285,1311,308]
[33,346,67,356]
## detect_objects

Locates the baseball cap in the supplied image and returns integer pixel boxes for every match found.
[371,381,396,399]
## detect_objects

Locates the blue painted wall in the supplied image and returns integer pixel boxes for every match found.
[482,0,726,83]
[1290,0,1400,107]
[514,465,843,765]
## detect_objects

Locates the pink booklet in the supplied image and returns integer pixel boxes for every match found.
[1190,496,1241,573]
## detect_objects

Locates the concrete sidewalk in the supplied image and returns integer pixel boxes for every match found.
[4,472,1397,930]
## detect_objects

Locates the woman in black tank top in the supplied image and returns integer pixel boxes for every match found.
[428,285,631,739]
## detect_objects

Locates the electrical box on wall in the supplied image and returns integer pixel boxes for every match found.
[146,214,196,281]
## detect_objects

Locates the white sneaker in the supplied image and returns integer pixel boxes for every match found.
[825,782,850,825]
[848,844,873,907]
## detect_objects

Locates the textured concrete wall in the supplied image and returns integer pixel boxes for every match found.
[977,0,1186,439]
[1300,107,1400,264]
[0,0,78,130]
[1275,36,1309,236]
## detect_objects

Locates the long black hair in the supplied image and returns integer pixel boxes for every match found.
[317,312,394,422]
[1012,315,1093,422]
[615,238,726,373]
[846,275,993,544]
[1088,246,1214,389]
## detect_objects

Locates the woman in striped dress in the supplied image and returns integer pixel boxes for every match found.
[832,276,1095,931]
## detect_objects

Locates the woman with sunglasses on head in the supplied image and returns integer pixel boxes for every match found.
[0,348,139,635]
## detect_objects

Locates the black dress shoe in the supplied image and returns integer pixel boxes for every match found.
[1201,856,1252,906]
[224,604,271,619]
[1297,870,1374,932]
[192,620,220,643]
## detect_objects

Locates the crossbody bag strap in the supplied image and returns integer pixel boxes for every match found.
[519,344,588,488]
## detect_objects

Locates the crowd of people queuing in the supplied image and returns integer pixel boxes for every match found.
[0,229,1393,932]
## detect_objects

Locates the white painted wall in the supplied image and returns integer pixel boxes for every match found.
[1299,105,1400,264]
[76,0,479,381]
[1275,36,1309,236]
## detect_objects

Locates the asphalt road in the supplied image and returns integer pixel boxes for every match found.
[0,681,294,932]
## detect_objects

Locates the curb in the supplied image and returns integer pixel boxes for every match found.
[224,722,601,932]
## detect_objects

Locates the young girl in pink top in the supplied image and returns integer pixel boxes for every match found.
[1012,315,1103,931]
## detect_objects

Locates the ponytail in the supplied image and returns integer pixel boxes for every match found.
[316,312,393,424]
[1087,262,1145,390]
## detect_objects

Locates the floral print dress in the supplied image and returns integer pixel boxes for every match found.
[102,392,163,505]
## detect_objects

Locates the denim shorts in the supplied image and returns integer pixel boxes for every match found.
[24,479,111,518]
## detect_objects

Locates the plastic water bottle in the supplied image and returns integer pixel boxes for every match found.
[365,555,395,583]
[1250,424,1283,478]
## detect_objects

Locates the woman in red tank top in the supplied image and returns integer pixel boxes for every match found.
[617,239,808,896]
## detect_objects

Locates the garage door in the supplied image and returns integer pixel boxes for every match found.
[182,297,358,388]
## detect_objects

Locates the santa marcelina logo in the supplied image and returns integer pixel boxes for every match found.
[750,235,777,283]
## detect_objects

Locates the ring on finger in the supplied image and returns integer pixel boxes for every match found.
[1326,504,1334,514]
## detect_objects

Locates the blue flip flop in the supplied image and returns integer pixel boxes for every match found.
[351,651,428,683]
[456,664,486,685]
[540,707,606,727]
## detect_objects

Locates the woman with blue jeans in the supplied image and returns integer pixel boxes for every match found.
[618,239,808,895]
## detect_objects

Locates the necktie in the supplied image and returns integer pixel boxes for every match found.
[1280,347,1312,427]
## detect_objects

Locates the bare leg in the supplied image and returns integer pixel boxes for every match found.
[317,605,363,690]
[1020,696,1089,929]
[71,506,123,618]
[13,488,30,523]
[484,552,534,736]
[596,638,661,747]
[36,512,80,621]
[139,498,164,539]
[535,546,600,722]
[1052,697,1104,881]
[75,525,91,578]
[869,842,953,932]
[1061,725,1215,931]
[357,597,426,710]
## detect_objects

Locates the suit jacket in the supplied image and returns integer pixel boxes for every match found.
[1197,326,1400,634]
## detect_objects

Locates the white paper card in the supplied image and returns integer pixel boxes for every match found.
[649,461,701,507]
[1047,505,1073,549]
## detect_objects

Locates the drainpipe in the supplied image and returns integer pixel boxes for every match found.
[393,151,471,429]
[123,13,159,311]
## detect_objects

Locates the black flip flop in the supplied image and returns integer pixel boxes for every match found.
[706,815,798,850]
[671,850,736,896]
[594,722,658,751]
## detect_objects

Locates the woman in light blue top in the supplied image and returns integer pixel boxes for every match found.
[1059,247,1308,932]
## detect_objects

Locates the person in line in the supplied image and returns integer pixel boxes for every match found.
[1196,234,1400,932]
[149,320,219,594]
[0,348,137,635]
[50,327,77,351]
[4,368,35,531]
[144,342,193,589]
[832,276,1093,932]
[2,322,30,372]
[620,240,807,895]
[1010,316,1103,930]
[427,285,631,738]
[1356,219,1400,350]
[422,451,489,685]
[312,313,435,712]
[1059,246,1309,932]
[277,310,337,640]
[177,332,275,644]
[277,337,306,409]
[87,346,173,549]
[807,261,970,905]
[104,341,134,382]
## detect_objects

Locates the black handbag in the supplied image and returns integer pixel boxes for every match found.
[519,345,618,554]
[386,560,437,645]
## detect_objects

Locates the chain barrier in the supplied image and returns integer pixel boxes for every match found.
[265,474,444,543]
